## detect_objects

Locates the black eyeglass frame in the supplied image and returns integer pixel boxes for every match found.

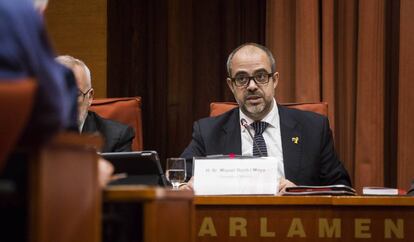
[229,72,274,88]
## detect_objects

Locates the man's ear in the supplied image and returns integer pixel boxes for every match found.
[272,72,279,89]
[226,78,235,94]
[87,88,94,107]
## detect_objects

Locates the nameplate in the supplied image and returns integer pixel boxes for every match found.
[193,157,283,195]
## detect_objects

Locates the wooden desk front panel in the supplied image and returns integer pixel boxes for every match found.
[144,200,193,242]
[104,186,194,242]
[30,133,102,242]
[195,197,414,242]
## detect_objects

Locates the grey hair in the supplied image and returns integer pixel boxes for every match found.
[55,55,92,87]
[226,42,276,77]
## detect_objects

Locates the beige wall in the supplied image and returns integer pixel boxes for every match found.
[45,0,107,98]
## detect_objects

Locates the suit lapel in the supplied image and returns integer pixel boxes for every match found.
[222,109,242,155]
[81,112,97,133]
[278,105,303,181]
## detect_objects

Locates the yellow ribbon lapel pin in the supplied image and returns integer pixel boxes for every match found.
[291,137,299,144]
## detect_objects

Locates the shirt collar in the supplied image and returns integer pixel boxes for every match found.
[239,98,279,129]
[79,119,85,133]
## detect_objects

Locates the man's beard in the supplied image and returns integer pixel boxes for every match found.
[243,91,265,117]
[244,102,265,115]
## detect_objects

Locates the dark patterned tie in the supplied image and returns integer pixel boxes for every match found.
[251,121,269,157]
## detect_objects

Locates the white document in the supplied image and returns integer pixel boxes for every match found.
[193,156,284,195]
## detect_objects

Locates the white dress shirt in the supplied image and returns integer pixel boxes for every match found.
[240,99,284,175]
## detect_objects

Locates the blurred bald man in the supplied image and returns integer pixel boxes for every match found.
[56,55,135,152]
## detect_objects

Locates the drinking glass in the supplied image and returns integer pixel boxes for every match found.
[166,158,187,190]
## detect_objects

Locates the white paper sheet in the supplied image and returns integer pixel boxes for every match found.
[193,157,284,195]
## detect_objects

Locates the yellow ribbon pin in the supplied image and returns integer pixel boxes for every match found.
[292,137,299,144]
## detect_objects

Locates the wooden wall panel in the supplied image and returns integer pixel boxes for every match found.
[266,0,410,190]
[354,0,386,189]
[321,0,336,135]
[335,0,358,184]
[266,0,295,103]
[45,0,107,98]
[266,0,320,104]
[107,0,169,157]
[294,0,320,102]
[167,0,194,156]
[107,0,266,162]
[397,0,414,190]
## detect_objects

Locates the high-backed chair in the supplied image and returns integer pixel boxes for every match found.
[210,101,331,132]
[89,97,143,151]
[210,101,328,117]
[0,79,37,172]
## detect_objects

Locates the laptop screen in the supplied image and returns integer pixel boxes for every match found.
[100,151,167,186]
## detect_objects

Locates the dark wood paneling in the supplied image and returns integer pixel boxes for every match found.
[398,0,414,190]
[107,0,169,160]
[384,0,400,188]
[107,0,266,163]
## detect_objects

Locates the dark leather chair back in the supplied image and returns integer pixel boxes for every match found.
[0,79,36,172]
[90,97,143,151]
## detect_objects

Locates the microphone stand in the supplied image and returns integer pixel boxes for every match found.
[240,118,264,157]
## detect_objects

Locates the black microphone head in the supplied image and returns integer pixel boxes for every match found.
[408,180,414,196]
[240,118,248,128]
[240,117,263,157]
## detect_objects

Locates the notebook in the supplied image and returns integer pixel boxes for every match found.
[283,185,356,196]
[101,151,167,186]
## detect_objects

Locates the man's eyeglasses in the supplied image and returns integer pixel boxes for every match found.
[78,87,92,99]
[230,72,273,88]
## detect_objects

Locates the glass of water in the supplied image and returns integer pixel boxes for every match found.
[166,158,187,190]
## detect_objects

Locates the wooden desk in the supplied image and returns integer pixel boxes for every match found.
[104,186,194,242]
[30,133,102,242]
[194,196,414,242]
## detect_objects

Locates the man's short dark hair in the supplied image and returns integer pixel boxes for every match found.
[226,42,276,77]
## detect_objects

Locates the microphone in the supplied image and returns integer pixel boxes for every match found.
[408,180,414,196]
[240,118,264,157]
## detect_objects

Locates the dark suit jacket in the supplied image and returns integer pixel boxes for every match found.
[0,0,78,145]
[82,111,135,152]
[0,2,78,241]
[181,106,351,186]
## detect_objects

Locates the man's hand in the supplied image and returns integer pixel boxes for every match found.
[179,176,194,191]
[98,157,114,188]
[278,178,296,194]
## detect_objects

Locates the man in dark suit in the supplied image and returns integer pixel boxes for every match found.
[56,55,135,152]
[181,43,351,192]
[82,111,135,152]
